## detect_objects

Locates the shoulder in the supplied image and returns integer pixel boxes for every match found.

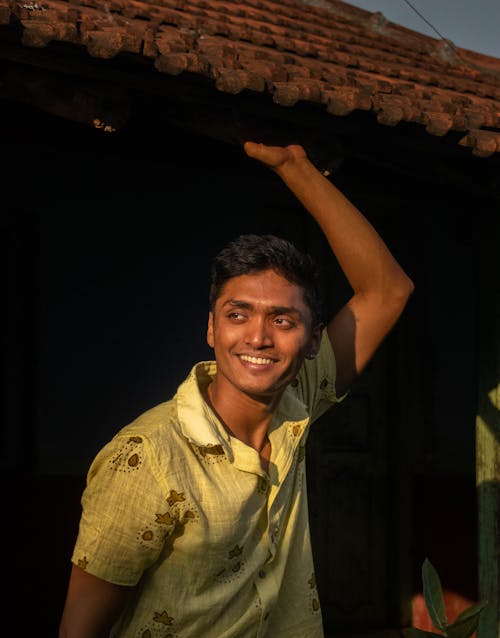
[89,397,188,481]
[292,329,346,421]
[117,398,180,442]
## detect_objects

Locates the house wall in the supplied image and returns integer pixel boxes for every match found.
[3,98,484,636]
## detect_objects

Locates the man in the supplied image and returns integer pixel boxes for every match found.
[59,142,414,637]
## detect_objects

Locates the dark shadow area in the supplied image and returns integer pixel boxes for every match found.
[5,474,86,636]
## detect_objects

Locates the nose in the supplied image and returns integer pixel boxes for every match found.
[245,316,273,349]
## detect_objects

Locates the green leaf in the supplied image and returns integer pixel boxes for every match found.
[454,601,488,624]
[422,558,448,631]
[446,601,488,638]
[402,628,443,638]
[446,620,478,638]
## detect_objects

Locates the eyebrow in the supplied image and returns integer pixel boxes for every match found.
[223,299,304,318]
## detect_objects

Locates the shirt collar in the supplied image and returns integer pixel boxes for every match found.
[176,361,230,450]
[176,361,309,450]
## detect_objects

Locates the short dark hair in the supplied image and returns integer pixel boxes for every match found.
[209,234,324,326]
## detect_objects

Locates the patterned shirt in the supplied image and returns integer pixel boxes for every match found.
[72,330,341,637]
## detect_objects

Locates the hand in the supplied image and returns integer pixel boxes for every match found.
[243,142,307,171]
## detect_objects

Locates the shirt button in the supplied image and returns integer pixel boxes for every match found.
[291,378,299,387]
[320,378,328,389]
[258,569,266,578]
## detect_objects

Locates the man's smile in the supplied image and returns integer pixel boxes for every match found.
[238,354,277,365]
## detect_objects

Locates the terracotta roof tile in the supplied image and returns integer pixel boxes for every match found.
[1,0,499,156]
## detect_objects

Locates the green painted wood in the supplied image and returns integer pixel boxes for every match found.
[476,212,500,638]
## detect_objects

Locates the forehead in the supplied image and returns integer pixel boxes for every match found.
[215,269,308,311]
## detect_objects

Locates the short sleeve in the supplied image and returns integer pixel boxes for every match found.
[71,433,175,586]
[294,329,347,423]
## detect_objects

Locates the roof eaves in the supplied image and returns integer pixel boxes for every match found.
[0,0,499,157]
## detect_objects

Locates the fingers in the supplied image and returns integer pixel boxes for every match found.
[243,141,268,158]
[243,142,306,166]
[243,141,291,167]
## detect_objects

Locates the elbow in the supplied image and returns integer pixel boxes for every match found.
[400,273,415,299]
[391,273,414,312]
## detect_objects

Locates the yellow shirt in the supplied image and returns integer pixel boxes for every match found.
[72,331,341,637]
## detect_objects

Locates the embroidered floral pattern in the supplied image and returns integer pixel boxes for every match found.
[291,424,302,437]
[155,511,176,526]
[135,610,179,638]
[154,610,174,625]
[167,490,185,506]
[194,443,227,465]
[228,544,243,559]
[165,489,200,526]
[214,544,247,584]
[108,436,144,473]
[308,572,321,614]
[137,485,199,550]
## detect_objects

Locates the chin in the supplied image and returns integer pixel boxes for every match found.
[239,379,290,399]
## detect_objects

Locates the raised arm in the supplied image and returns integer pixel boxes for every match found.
[244,142,414,396]
[59,565,134,638]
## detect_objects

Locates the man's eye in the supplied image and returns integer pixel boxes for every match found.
[228,312,245,320]
[274,317,295,328]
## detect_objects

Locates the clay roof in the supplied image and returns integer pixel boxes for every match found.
[1,0,500,157]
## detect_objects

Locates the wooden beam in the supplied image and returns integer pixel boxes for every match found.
[0,58,130,130]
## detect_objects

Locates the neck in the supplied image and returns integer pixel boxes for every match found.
[206,378,279,453]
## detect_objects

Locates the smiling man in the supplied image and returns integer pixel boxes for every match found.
[59,143,414,638]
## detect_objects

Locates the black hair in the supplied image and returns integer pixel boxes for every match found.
[209,234,324,326]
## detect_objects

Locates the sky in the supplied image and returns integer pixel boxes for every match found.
[345,0,500,59]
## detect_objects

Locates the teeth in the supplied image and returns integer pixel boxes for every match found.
[240,355,275,365]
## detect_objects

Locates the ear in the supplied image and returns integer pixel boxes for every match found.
[207,311,215,349]
[307,323,323,358]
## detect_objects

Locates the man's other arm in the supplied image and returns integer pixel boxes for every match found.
[59,564,134,638]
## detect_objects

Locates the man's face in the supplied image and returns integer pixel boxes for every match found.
[207,269,321,402]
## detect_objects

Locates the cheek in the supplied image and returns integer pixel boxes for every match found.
[277,335,309,361]
[211,323,239,350]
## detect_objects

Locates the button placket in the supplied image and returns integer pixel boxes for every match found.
[256,607,270,638]
[267,516,280,556]
[254,562,278,637]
